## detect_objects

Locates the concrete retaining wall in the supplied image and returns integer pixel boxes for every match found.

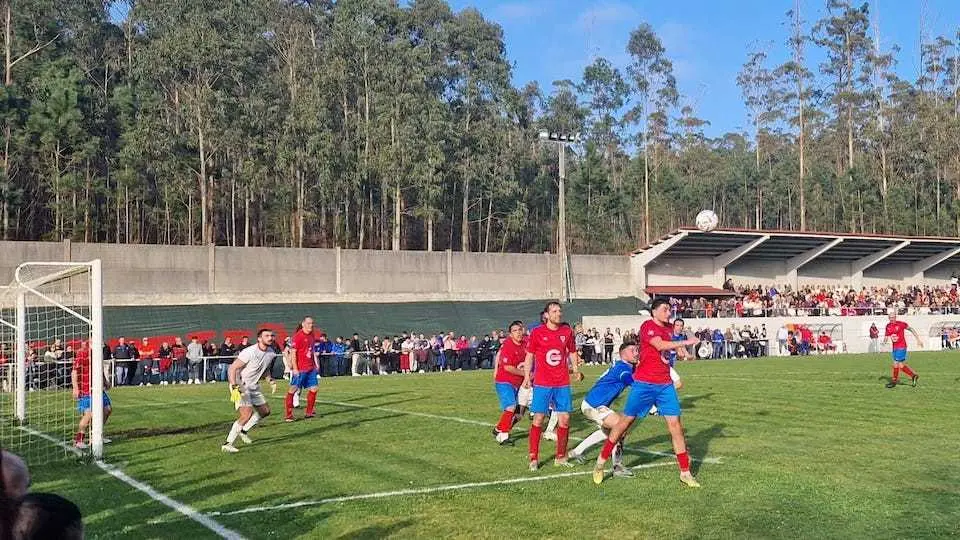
[0,241,631,305]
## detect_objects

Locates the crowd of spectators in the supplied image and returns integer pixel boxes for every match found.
[666,281,960,318]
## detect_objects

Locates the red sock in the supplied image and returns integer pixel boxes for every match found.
[599,438,616,460]
[901,365,915,377]
[284,393,294,418]
[75,432,84,443]
[528,424,542,461]
[891,366,900,382]
[306,390,318,415]
[496,410,514,433]
[556,426,569,458]
[677,451,691,473]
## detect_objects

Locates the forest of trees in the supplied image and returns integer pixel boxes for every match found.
[0,0,959,255]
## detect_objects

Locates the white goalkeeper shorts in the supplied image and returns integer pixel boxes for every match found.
[581,400,614,428]
[236,385,267,409]
[517,385,533,407]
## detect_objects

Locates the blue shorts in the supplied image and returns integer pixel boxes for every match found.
[291,369,319,389]
[531,385,572,414]
[623,381,681,417]
[891,349,907,363]
[77,393,111,414]
[495,382,519,411]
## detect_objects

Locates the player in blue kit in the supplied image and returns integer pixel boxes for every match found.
[567,343,638,477]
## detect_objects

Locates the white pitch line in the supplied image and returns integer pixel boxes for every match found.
[208,461,677,517]
[312,397,724,465]
[19,426,245,540]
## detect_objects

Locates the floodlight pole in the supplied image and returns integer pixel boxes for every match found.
[539,131,580,303]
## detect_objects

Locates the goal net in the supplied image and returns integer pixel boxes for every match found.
[0,260,104,464]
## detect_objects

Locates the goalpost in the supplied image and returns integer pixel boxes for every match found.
[0,260,104,463]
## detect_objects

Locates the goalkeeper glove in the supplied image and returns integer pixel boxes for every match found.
[229,384,241,403]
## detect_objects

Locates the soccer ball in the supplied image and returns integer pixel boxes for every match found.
[695,210,719,232]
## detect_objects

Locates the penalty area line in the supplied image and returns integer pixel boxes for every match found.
[208,461,678,517]
[19,426,245,540]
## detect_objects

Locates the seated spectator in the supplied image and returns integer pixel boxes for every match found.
[816,332,835,354]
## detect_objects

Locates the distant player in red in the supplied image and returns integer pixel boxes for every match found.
[883,310,923,388]
[285,317,319,421]
[522,301,583,470]
[593,298,701,488]
[492,320,527,445]
[71,341,112,449]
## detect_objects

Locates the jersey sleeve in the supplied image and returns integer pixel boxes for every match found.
[639,321,657,346]
[235,347,251,365]
[525,328,540,355]
[566,328,577,356]
[618,368,633,385]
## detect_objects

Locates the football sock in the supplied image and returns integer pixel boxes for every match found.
[599,438,616,461]
[74,432,84,444]
[556,426,569,458]
[284,393,294,417]
[306,389,318,415]
[901,365,916,377]
[241,412,260,433]
[891,366,900,382]
[545,412,559,434]
[676,451,691,473]
[572,429,608,457]
[226,421,242,444]
[528,424,543,462]
[496,410,514,433]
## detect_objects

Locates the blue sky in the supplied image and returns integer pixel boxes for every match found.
[448,0,960,137]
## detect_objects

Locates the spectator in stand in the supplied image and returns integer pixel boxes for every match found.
[171,337,188,384]
[157,342,173,385]
[112,337,134,386]
[218,337,237,382]
[186,336,203,384]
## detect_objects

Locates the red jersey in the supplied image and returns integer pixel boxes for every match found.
[526,324,575,387]
[634,319,674,384]
[73,349,92,395]
[292,330,316,371]
[885,321,909,350]
[495,338,526,386]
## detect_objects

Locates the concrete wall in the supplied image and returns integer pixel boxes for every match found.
[582,313,959,354]
[646,256,714,286]
[797,260,852,286]
[0,241,630,305]
[727,259,783,286]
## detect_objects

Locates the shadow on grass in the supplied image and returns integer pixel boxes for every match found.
[335,518,416,540]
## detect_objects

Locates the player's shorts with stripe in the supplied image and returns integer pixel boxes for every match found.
[495,382,519,410]
[531,385,572,414]
[623,381,681,417]
[891,348,907,362]
[76,393,111,414]
[290,368,318,389]
[237,384,267,409]
[581,400,614,428]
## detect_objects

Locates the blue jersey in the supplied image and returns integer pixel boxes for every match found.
[583,361,634,408]
[666,333,685,367]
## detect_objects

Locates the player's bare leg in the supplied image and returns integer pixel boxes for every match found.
[664,415,699,488]
[75,405,112,449]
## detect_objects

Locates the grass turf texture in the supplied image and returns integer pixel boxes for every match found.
[18,353,960,539]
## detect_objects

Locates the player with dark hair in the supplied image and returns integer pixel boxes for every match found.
[222,329,276,453]
[523,301,583,470]
[286,317,318,421]
[592,298,702,487]
[71,341,112,449]
[883,310,923,388]
[492,320,526,445]
[11,492,83,539]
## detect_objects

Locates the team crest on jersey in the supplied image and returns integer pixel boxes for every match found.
[559,335,566,343]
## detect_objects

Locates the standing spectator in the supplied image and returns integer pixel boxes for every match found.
[759,324,768,356]
[455,335,469,371]
[443,333,455,371]
[399,336,413,374]
[349,333,363,376]
[333,336,349,376]
[112,338,134,386]
[415,334,431,372]
[186,336,203,384]
[869,323,880,353]
[370,336,382,375]
[603,330,614,364]
[203,341,218,383]
[777,325,789,355]
[157,342,173,385]
[136,338,156,386]
[380,336,393,374]
[468,335,480,370]
[218,337,238,382]
[171,337,188,384]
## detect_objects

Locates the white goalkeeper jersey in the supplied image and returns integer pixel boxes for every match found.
[237,344,277,388]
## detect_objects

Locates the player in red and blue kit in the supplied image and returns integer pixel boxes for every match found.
[567,343,639,477]
[522,301,583,471]
[71,341,112,449]
[285,317,319,421]
[493,321,528,445]
[593,298,702,488]
[883,311,923,388]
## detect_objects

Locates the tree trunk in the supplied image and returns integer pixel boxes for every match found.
[461,176,470,251]
[244,184,250,247]
[83,160,91,242]
[643,130,650,243]
[484,197,493,253]
[187,191,193,246]
[296,168,304,248]
[427,213,434,252]
[392,182,401,251]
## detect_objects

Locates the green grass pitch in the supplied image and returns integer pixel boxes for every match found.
[22,353,960,538]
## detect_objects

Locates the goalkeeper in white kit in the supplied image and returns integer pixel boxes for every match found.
[222,329,278,453]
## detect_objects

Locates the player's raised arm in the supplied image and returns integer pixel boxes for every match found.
[908,326,924,348]
[648,335,698,352]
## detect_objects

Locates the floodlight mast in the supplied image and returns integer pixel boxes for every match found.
[538,131,581,303]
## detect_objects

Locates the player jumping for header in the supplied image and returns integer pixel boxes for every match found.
[883,310,923,388]
[222,329,277,453]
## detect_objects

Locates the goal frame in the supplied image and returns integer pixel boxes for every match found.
[3,260,104,459]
